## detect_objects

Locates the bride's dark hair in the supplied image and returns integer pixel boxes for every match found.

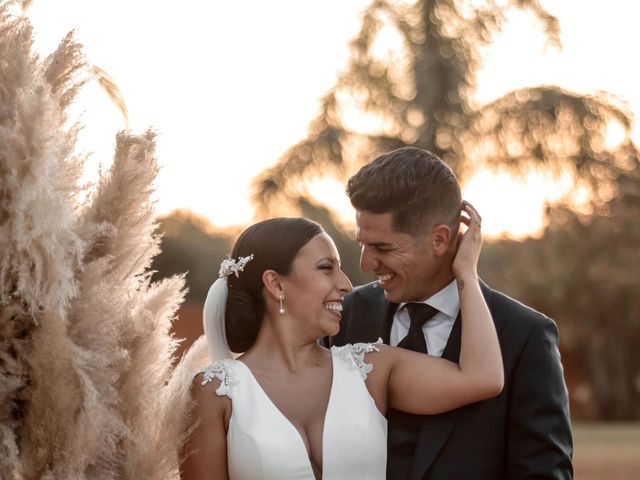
[225,217,323,352]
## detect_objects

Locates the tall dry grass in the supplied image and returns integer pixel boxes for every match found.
[0,2,202,478]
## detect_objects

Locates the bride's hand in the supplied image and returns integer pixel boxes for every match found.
[452,201,483,279]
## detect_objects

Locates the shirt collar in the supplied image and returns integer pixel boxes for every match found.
[399,279,460,319]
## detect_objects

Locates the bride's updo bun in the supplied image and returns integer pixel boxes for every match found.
[225,217,323,352]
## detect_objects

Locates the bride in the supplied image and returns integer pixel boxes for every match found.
[180,204,501,479]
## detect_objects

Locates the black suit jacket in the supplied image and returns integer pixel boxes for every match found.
[332,280,573,479]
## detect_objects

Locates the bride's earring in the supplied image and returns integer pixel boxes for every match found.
[279,295,285,315]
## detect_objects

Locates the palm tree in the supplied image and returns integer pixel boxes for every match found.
[253,0,639,215]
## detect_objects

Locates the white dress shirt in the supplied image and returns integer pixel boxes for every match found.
[389,279,460,357]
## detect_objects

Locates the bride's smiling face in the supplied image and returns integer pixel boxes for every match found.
[280,232,353,337]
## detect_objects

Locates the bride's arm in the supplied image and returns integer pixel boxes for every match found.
[179,375,230,480]
[369,202,503,415]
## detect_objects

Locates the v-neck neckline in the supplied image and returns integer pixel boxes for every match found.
[237,349,336,477]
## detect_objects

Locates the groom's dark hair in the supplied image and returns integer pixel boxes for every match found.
[347,147,462,237]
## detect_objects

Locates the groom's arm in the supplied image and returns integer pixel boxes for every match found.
[507,317,573,479]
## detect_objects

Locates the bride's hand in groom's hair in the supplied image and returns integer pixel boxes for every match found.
[452,200,482,279]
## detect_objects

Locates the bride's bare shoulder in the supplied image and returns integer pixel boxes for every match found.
[182,367,231,479]
[190,362,234,420]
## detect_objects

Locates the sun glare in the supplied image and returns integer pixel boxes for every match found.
[462,169,587,239]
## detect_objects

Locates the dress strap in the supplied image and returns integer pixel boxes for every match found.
[332,338,382,380]
[198,359,236,398]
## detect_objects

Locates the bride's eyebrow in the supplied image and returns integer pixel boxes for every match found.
[315,257,337,266]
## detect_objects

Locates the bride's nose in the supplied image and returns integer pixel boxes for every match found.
[338,270,353,294]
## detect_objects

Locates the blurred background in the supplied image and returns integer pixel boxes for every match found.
[26,0,639,477]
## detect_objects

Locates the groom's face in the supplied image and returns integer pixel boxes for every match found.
[356,210,440,303]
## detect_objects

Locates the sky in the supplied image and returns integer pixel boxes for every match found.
[25,0,640,239]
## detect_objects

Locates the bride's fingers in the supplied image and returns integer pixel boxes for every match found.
[462,200,479,219]
[462,201,482,228]
[467,202,482,224]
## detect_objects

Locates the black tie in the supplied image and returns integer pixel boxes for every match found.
[397,303,438,354]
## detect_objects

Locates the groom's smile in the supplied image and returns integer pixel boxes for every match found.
[377,272,394,283]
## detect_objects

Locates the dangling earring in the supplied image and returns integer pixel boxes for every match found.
[279,295,285,315]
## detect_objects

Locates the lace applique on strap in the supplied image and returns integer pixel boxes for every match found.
[332,338,383,380]
[198,359,235,398]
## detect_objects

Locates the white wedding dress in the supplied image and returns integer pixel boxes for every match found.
[199,341,387,479]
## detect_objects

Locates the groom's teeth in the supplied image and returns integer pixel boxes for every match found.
[378,273,393,282]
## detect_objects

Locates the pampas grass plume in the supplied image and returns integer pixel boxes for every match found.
[0,3,196,478]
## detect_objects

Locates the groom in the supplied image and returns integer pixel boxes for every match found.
[332,147,573,479]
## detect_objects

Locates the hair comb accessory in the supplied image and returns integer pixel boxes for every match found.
[219,254,254,278]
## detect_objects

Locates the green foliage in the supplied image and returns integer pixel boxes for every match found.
[151,207,374,304]
[151,211,234,302]
[480,172,640,419]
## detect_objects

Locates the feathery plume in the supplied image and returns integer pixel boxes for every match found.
[89,65,129,124]
[1,3,85,475]
[0,3,190,478]
[164,336,210,476]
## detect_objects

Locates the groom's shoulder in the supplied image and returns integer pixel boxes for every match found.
[350,280,380,295]
[345,281,382,303]
[485,281,557,332]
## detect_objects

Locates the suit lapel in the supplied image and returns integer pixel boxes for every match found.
[441,311,462,362]
[410,316,462,480]
[410,280,499,480]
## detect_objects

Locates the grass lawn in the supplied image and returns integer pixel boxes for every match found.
[573,422,640,479]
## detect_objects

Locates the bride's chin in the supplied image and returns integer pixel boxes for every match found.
[323,321,341,338]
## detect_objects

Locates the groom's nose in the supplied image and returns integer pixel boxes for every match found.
[360,245,379,272]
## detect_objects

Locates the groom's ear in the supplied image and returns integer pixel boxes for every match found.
[431,224,452,256]
[262,270,283,300]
